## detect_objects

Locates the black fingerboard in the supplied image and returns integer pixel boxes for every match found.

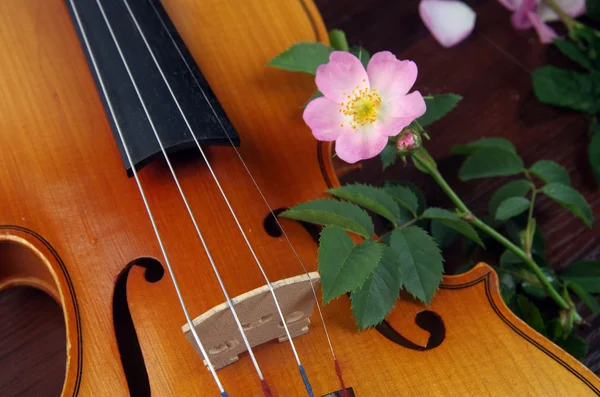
[65,0,239,176]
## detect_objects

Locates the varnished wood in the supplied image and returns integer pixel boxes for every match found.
[0,0,599,396]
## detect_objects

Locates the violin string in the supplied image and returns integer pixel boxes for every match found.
[68,1,228,396]
[121,1,315,395]
[93,0,273,390]
[146,0,344,384]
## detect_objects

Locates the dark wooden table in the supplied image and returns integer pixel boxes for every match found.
[2,0,599,396]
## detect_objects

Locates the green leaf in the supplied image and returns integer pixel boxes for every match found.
[555,333,588,360]
[489,180,532,217]
[328,184,401,226]
[587,0,600,22]
[349,45,371,69]
[515,294,546,336]
[452,137,516,155]
[350,246,402,330]
[382,185,419,216]
[499,272,517,304]
[495,197,530,221]
[561,260,600,293]
[417,94,463,127]
[540,183,593,227]
[267,42,333,75]
[552,39,593,70]
[328,29,349,51]
[302,91,324,108]
[567,282,600,314]
[421,207,484,247]
[459,148,525,181]
[532,66,600,115]
[590,120,600,186]
[500,249,523,266]
[430,220,458,249]
[530,160,571,186]
[520,267,560,300]
[318,226,382,304]
[280,199,374,238]
[390,226,444,303]
[380,143,397,170]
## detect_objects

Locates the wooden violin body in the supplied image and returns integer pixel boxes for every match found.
[0,0,599,395]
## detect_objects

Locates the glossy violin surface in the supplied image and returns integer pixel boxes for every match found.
[0,0,599,396]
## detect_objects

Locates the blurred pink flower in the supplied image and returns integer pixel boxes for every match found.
[419,0,477,48]
[498,0,585,43]
[303,51,426,163]
[419,0,585,47]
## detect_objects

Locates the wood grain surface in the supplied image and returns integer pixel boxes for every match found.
[1,0,599,396]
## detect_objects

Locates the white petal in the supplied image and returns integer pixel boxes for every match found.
[419,0,477,48]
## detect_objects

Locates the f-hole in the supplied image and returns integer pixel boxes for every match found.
[113,257,164,397]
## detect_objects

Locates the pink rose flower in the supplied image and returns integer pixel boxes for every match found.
[303,51,426,164]
[498,0,585,44]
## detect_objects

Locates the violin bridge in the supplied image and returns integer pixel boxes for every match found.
[182,272,320,370]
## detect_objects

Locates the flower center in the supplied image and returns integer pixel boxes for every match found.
[340,85,382,129]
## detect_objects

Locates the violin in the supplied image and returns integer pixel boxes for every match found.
[1,0,599,395]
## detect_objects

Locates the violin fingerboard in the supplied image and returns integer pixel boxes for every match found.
[65,0,239,175]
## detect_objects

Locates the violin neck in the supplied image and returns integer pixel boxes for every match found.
[66,0,239,175]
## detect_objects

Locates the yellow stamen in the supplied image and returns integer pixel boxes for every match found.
[341,86,381,129]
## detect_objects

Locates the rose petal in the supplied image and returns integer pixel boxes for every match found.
[303,97,350,141]
[377,91,427,136]
[335,125,389,163]
[315,51,369,104]
[367,52,418,100]
[511,0,536,29]
[419,0,477,48]
[528,11,559,44]
[537,0,585,22]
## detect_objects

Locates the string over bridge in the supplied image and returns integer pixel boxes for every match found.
[183,273,320,370]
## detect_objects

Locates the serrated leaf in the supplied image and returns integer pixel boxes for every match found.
[417,94,463,127]
[421,207,484,247]
[302,91,324,108]
[459,148,525,181]
[280,199,374,238]
[532,66,600,114]
[390,226,444,303]
[540,183,593,227]
[382,185,419,216]
[495,197,530,221]
[318,226,382,304]
[328,29,349,51]
[351,246,402,330]
[555,333,589,359]
[384,181,427,214]
[590,120,600,186]
[489,180,532,217]
[431,220,458,249]
[267,42,333,74]
[561,260,600,293]
[380,143,398,170]
[515,294,546,336]
[530,160,571,185]
[452,137,516,155]
[552,39,593,70]
[328,184,401,226]
[567,282,600,314]
[349,45,371,68]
